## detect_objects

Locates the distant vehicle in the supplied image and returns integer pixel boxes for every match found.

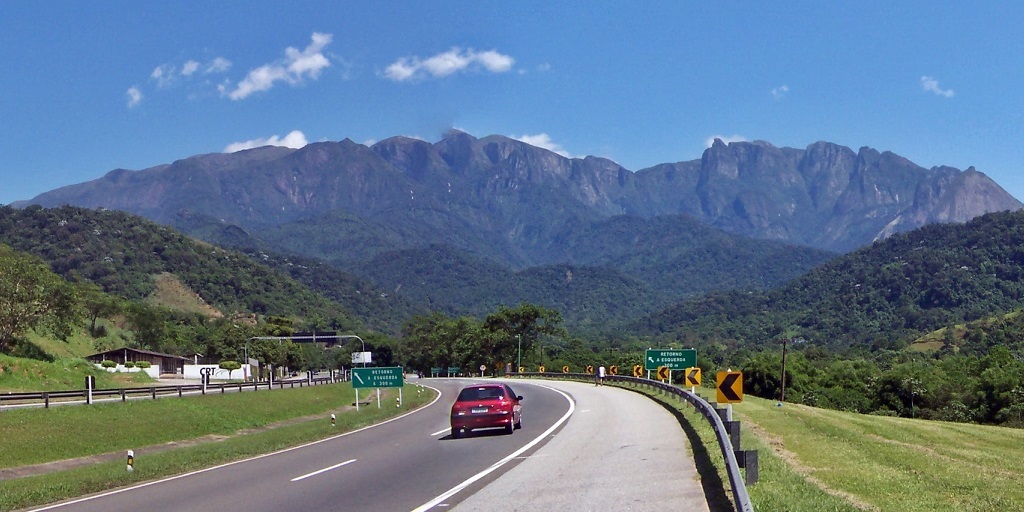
[450,383,523,438]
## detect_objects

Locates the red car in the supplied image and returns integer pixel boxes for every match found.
[450,383,523,438]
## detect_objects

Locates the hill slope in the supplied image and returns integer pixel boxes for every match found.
[0,205,386,331]
[639,209,1024,348]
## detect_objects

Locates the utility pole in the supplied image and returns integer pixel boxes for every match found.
[780,338,788,403]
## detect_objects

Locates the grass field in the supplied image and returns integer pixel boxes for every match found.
[0,380,437,511]
[0,353,154,392]
[616,381,1024,512]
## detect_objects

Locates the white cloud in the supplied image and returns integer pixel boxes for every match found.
[126,86,143,108]
[224,130,309,153]
[228,32,333,100]
[921,75,954,97]
[384,47,515,81]
[182,60,200,77]
[150,64,176,87]
[771,84,789,99]
[514,133,571,158]
[206,57,232,74]
[705,134,747,147]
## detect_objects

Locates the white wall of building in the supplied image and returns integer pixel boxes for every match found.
[183,364,252,381]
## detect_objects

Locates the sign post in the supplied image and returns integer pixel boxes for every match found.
[352,367,404,410]
[645,348,696,385]
[684,367,702,392]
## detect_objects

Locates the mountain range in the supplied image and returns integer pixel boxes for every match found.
[19,131,1022,329]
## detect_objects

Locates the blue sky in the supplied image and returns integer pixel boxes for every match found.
[3,2,1024,205]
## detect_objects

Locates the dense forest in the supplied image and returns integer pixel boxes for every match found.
[639,210,1024,353]
[3,205,1024,428]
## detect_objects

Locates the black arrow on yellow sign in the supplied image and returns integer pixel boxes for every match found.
[684,367,701,386]
[632,365,643,378]
[609,365,618,375]
[716,371,743,403]
[656,366,670,381]
[586,365,594,374]
[562,365,570,373]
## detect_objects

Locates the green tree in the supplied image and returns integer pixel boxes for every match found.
[0,245,78,351]
[482,303,565,368]
[77,282,121,337]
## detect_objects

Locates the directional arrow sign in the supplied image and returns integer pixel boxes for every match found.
[656,366,670,381]
[645,349,696,371]
[632,365,643,378]
[352,367,404,389]
[586,365,594,374]
[716,371,743,403]
[609,365,618,376]
[562,365,570,373]
[684,367,702,387]
[538,365,546,373]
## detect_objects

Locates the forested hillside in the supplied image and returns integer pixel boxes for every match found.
[0,205,360,330]
[640,209,1024,351]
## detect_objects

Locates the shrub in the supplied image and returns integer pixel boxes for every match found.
[135,361,151,368]
[219,360,242,371]
[123,361,135,368]
[101,360,117,368]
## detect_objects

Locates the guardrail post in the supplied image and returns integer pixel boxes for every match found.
[726,421,741,452]
[741,450,759,485]
[152,387,157,400]
[43,392,49,408]
[178,386,182,398]
[121,389,126,402]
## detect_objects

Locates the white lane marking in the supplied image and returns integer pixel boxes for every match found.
[431,428,451,437]
[410,384,576,512]
[28,384,444,511]
[291,458,356,482]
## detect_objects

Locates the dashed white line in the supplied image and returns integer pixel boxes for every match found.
[291,459,356,481]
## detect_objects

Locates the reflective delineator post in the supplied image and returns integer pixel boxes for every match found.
[127,450,134,472]
[331,413,336,427]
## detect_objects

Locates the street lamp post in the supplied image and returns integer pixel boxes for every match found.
[779,338,788,403]
[338,334,366,367]
[516,334,522,371]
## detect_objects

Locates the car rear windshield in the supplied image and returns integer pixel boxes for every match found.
[457,387,506,401]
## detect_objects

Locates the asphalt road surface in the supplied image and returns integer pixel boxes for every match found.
[452,379,710,512]
[26,377,708,512]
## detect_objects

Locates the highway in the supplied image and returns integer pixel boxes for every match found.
[26,377,708,511]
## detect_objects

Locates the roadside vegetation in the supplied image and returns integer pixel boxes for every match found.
[617,382,1024,512]
[0,381,435,511]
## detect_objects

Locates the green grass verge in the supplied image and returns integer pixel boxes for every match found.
[611,380,1024,511]
[0,353,155,393]
[0,381,436,511]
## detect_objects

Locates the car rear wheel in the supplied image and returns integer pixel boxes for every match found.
[505,422,514,434]
[451,427,461,439]
[514,416,522,429]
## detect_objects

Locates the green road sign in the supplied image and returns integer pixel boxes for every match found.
[352,367,404,389]
[644,349,696,371]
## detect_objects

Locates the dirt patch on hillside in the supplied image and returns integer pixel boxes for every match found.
[146,272,223,318]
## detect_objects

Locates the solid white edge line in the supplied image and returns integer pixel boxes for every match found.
[431,428,451,437]
[291,458,356,482]
[27,384,445,512]
[410,383,576,512]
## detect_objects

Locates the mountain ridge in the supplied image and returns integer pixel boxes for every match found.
[17,132,1020,327]
[22,132,1018,255]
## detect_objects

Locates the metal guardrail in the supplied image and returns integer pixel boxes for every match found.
[0,376,336,409]
[517,372,755,512]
